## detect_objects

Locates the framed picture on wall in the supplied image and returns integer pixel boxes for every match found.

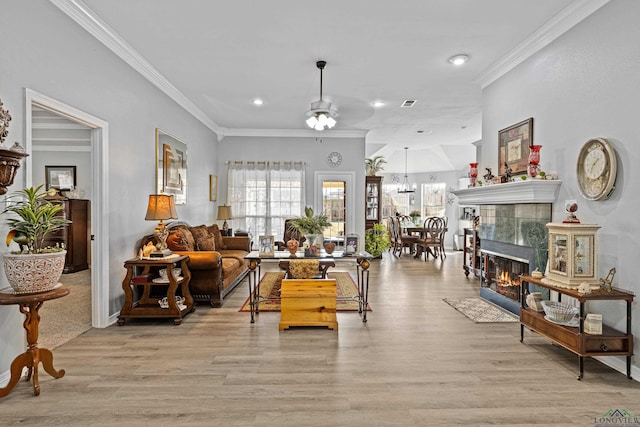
[209,174,217,202]
[156,128,187,205]
[498,118,533,176]
[45,165,76,190]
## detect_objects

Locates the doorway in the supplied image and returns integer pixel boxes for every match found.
[25,89,110,329]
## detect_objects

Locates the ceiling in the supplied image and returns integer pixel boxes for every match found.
[48,0,601,173]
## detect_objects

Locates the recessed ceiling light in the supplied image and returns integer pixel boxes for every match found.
[372,101,385,108]
[417,130,433,135]
[252,98,264,106]
[448,54,470,66]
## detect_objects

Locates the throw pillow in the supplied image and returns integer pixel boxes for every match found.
[166,230,192,251]
[190,225,210,246]
[196,233,216,251]
[207,224,226,250]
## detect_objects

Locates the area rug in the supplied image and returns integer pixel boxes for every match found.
[443,297,518,323]
[239,272,371,312]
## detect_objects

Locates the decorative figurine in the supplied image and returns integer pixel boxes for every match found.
[483,168,494,182]
[501,162,512,183]
[563,200,580,223]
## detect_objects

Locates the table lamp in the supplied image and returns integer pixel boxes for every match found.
[217,205,233,236]
[145,194,178,257]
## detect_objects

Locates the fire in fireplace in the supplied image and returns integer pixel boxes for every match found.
[480,240,535,315]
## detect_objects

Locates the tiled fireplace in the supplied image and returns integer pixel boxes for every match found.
[452,180,561,314]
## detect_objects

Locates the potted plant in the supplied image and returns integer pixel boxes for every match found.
[365,223,391,258]
[365,155,386,176]
[2,185,71,294]
[289,206,331,255]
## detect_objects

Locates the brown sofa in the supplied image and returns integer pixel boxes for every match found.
[141,221,250,307]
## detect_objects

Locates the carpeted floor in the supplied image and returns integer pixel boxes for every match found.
[38,269,92,349]
[443,297,518,323]
[239,271,370,312]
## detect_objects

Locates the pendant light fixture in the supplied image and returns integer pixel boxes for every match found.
[397,147,415,194]
[305,60,337,131]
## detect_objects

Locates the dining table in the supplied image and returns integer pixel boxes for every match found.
[404,225,448,259]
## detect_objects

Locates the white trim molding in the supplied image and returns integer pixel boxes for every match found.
[221,128,369,140]
[49,0,222,139]
[452,180,562,205]
[477,0,611,89]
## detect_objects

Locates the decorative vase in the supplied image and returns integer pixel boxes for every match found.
[3,251,67,294]
[286,239,299,256]
[528,145,542,178]
[323,241,336,254]
[469,162,478,187]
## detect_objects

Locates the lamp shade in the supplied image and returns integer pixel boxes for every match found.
[216,205,233,220]
[145,194,178,221]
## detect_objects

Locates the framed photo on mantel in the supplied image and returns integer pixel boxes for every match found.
[498,118,533,176]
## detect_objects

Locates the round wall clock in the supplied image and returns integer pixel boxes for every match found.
[576,137,617,201]
[327,151,342,167]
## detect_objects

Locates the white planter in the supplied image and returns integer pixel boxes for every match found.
[3,250,67,294]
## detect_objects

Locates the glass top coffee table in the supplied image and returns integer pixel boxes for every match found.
[244,250,373,324]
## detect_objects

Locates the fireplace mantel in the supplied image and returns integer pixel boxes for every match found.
[452,180,562,205]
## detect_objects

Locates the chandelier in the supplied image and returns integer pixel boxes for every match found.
[306,60,337,131]
[397,147,415,194]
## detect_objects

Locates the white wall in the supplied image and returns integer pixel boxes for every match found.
[479,0,640,375]
[218,136,366,238]
[0,2,219,376]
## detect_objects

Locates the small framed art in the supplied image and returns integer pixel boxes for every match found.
[258,235,275,257]
[209,174,217,202]
[345,234,358,254]
[45,165,76,191]
[498,118,533,176]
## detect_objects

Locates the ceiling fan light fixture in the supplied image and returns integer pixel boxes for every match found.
[306,60,338,131]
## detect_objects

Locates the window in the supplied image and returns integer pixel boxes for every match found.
[382,184,411,217]
[421,182,446,217]
[227,161,305,241]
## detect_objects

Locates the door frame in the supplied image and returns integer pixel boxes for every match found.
[314,171,356,236]
[24,88,110,328]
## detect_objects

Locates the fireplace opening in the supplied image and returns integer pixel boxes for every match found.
[483,252,529,303]
[479,240,535,315]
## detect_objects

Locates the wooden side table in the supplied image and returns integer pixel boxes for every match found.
[118,255,194,325]
[0,286,70,397]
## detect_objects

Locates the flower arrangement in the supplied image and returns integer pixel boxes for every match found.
[409,210,421,220]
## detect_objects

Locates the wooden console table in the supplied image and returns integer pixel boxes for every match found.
[0,286,69,397]
[520,275,634,380]
[118,255,194,325]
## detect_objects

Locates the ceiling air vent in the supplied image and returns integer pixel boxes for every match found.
[401,100,417,107]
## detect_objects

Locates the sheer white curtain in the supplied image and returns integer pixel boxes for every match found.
[227,161,305,241]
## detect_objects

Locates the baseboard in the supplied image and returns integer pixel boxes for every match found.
[107,312,120,326]
[594,356,640,383]
[0,369,10,387]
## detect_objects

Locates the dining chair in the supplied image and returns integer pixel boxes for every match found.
[416,216,446,261]
[399,215,419,257]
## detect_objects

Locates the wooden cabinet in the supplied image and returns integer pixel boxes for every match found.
[365,175,383,230]
[43,199,90,273]
[463,228,481,277]
[520,275,634,380]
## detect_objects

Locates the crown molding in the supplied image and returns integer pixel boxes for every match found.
[49,0,222,140]
[220,128,369,140]
[477,0,610,89]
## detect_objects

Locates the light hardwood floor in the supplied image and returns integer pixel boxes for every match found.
[1,251,639,426]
